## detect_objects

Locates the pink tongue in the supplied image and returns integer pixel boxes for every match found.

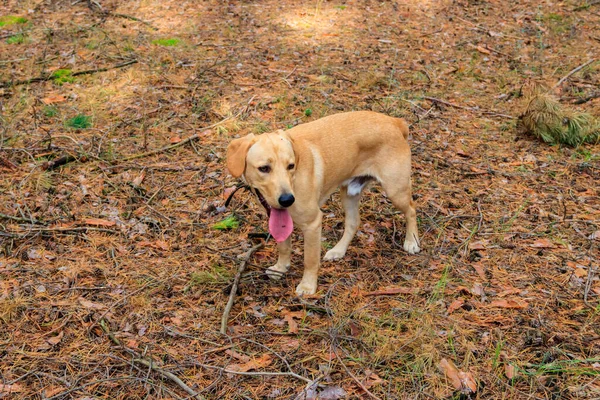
[268,208,293,242]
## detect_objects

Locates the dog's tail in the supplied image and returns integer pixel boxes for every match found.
[394,118,409,140]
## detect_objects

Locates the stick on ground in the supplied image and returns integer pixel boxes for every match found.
[220,242,264,334]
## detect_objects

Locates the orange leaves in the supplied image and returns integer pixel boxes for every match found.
[0,384,25,394]
[363,286,416,296]
[439,358,477,395]
[530,238,556,248]
[226,353,273,372]
[41,94,67,104]
[489,299,529,309]
[81,218,116,227]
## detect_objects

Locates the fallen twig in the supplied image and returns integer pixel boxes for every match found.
[134,358,202,399]
[423,96,515,119]
[120,95,255,162]
[220,242,264,334]
[332,344,382,400]
[573,91,600,105]
[0,59,138,88]
[551,59,596,91]
[0,212,44,225]
[98,319,204,399]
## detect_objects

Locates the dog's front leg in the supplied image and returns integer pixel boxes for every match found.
[296,211,323,296]
[266,236,291,280]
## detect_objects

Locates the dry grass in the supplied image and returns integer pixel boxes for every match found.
[1,0,599,399]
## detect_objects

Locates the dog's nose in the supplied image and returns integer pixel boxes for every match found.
[278,193,295,208]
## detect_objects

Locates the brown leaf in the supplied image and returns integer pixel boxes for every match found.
[0,383,25,393]
[132,171,146,187]
[169,136,182,144]
[530,238,555,248]
[225,349,251,362]
[589,230,600,241]
[471,262,487,281]
[364,286,415,296]
[41,94,67,104]
[226,353,273,372]
[504,363,516,379]
[46,330,64,346]
[81,218,116,227]
[362,369,384,389]
[468,241,488,251]
[348,320,362,337]
[283,311,300,334]
[223,186,237,201]
[489,299,529,309]
[439,358,477,394]
[447,298,465,314]
[78,297,107,310]
[476,45,491,55]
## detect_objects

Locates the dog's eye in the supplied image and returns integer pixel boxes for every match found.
[258,165,271,173]
[287,163,295,170]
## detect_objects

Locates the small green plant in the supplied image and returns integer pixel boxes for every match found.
[304,108,313,117]
[6,33,25,44]
[66,114,92,129]
[152,38,180,47]
[212,215,239,230]
[0,15,28,27]
[43,106,58,117]
[188,264,231,286]
[519,85,599,146]
[51,69,75,85]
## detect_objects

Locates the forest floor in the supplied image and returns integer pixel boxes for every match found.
[1,0,599,399]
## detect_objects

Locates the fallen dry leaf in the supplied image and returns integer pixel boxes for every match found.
[439,358,477,394]
[226,353,273,372]
[41,94,67,104]
[169,136,182,144]
[530,238,555,248]
[447,298,465,314]
[78,297,106,310]
[505,363,516,379]
[590,230,600,241]
[363,369,384,389]
[489,299,529,309]
[471,262,487,281]
[81,218,116,227]
[284,313,299,334]
[0,383,25,393]
[476,45,491,54]
[46,330,64,346]
[364,286,415,296]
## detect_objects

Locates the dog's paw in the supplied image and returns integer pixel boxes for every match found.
[403,240,420,254]
[295,280,317,296]
[324,247,346,261]
[266,264,289,280]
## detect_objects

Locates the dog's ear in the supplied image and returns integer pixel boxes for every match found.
[277,129,300,166]
[226,134,256,177]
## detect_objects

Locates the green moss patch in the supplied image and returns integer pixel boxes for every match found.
[152,38,181,47]
[0,15,28,27]
[6,33,25,44]
[51,69,75,85]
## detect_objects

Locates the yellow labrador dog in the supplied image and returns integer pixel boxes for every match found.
[226,111,420,295]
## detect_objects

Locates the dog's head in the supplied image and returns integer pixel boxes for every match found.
[226,130,297,210]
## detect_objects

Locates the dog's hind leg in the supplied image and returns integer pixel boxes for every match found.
[380,172,420,254]
[324,187,361,261]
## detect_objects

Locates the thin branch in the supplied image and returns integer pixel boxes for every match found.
[332,344,383,400]
[0,59,138,88]
[423,96,515,119]
[133,358,203,399]
[120,96,255,162]
[551,59,596,91]
[0,212,44,225]
[193,361,313,384]
[220,243,264,334]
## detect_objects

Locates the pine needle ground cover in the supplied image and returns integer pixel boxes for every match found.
[0,1,599,399]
